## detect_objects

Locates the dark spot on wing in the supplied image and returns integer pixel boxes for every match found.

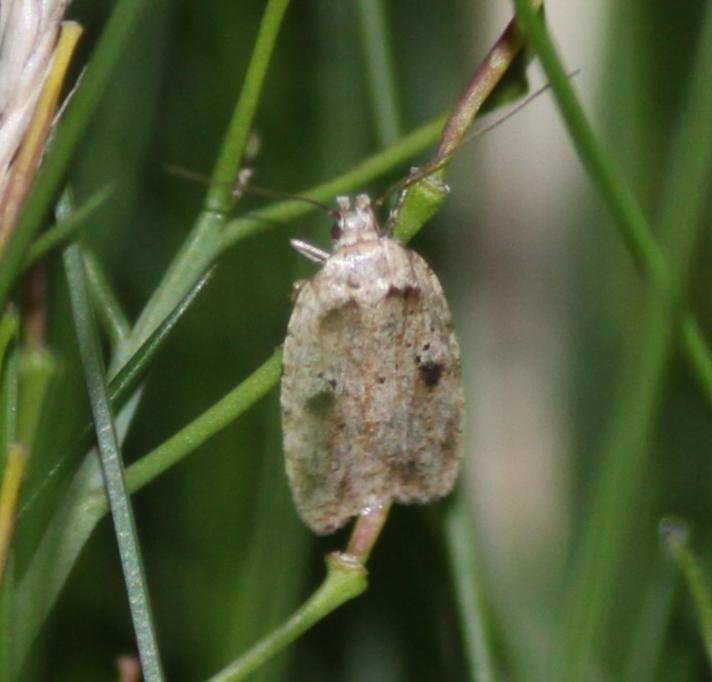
[393,457,419,485]
[386,284,420,299]
[417,360,443,388]
[305,390,335,415]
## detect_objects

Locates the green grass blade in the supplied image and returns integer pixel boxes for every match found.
[14,393,142,668]
[511,0,712,409]
[107,269,213,408]
[0,324,18,469]
[509,2,712,679]
[206,0,292,213]
[24,185,114,268]
[122,350,281,496]
[661,519,712,669]
[64,243,164,681]
[82,251,131,348]
[73,268,213,455]
[125,112,446,373]
[55,190,129,348]
[356,0,402,145]
[0,334,17,680]
[511,0,665,280]
[206,554,367,682]
[0,0,148,312]
[16,349,55,451]
[444,490,497,682]
[17,269,212,524]
[14,352,274,663]
[656,4,712,261]
[126,0,291,363]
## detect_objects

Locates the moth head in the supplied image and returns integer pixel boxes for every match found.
[331,194,380,248]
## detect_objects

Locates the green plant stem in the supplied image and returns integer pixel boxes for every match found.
[207,0,292,212]
[83,251,131,348]
[433,5,538,164]
[64,243,164,682]
[15,352,278,661]
[123,114,448,374]
[0,331,17,479]
[222,113,446,248]
[204,0,290,212]
[444,490,496,682]
[206,553,367,682]
[107,270,213,411]
[120,0,291,368]
[24,185,113,268]
[0,445,27,585]
[661,520,712,669]
[16,349,55,450]
[393,5,538,243]
[0,0,147,312]
[0,315,17,681]
[356,0,402,146]
[17,269,212,525]
[120,350,281,498]
[14,420,136,667]
[510,2,712,679]
[512,0,712,408]
[0,313,17,381]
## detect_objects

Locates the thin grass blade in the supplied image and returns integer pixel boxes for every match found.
[444,490,497,682]
[64,242,164,681]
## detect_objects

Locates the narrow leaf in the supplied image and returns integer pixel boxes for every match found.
[64,243,164,681]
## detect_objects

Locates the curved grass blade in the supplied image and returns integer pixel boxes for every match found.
[64,242,164,681]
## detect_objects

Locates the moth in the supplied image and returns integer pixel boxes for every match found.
[280,193,464,535]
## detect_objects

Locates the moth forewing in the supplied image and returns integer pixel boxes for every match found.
[280,194,464,535]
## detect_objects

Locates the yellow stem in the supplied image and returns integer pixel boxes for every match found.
[0,444,28,584]
[0,21,83,249]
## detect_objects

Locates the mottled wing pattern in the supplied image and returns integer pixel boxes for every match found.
[281,238,463,535]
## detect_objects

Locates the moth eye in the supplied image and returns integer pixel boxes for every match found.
[330,223,342,240]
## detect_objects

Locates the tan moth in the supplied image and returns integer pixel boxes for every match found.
[281,193,464,535]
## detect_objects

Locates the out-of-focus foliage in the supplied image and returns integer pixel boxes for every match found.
[7,1,712,680]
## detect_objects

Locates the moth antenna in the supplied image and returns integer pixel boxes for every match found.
[163,163,339,217]
[374,74,578,210]
[163,163,213,186]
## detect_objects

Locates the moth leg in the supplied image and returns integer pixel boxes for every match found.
[291,239,330,263]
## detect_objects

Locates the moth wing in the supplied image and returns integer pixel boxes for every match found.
[281,278,362,534]
[281,241,464,535]
[386,248,464,505]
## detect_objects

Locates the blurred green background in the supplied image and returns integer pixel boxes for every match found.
[12,0,712,680]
